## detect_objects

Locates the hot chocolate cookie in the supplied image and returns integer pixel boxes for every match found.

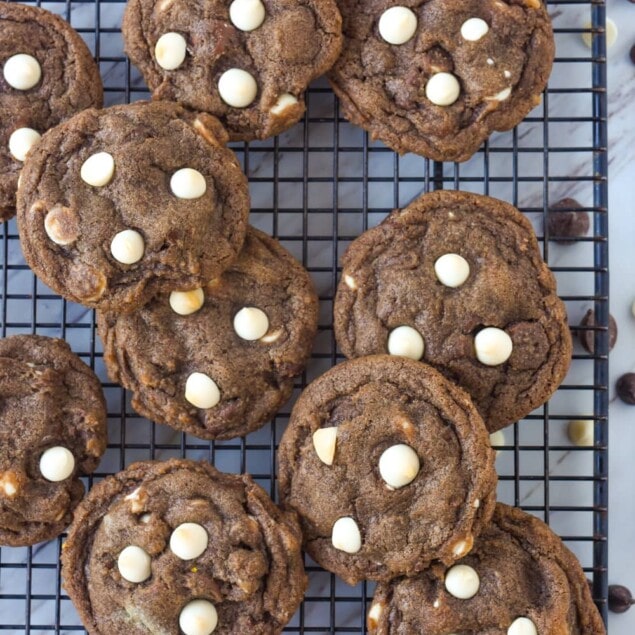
[123,0,343,141]
[97,227,318,440]
[0,1,103,221]
[17,101,249,313]
[0,335,106,546]
[367,503,606,634]
[334,190,572,432]
[62,459,307,635]
[278,355,497,585]
[328,0,554,162]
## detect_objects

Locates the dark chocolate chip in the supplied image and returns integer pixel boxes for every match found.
[579,309,617,353]
[609,584,634,614]
[616,373,635,405]
[547,198,590,243]
[631,44,635,66]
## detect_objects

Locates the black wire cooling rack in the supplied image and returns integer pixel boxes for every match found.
[0,0,609,632]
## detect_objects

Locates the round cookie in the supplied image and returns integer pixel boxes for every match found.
[17,101,249,313]
[334,190,572,433]
[328,0,554,162]
[277,355,498,585]
[122,0,343,141]
[97,227,318,440]
[0,1,103,221]
[367,503,606,634]
[0,335,107,546]
[61,458,307,635]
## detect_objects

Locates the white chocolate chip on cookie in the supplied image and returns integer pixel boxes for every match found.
[3,54,41,90]
[39,446,75,482]
[44,205,80,246]
[9,127,41,162]
[218,68,258,108]
[117,545,152,583]
[508,617,538,635]
[312,427,338,466]
[434,253,470,287]
[170,289,205,316]
[170,167,207,199]
[378,7,418,45]
[233,307,269,341]
[379,444,420,489]
[387,325,425,360]
[425,72,461,106]
[170,522,209,560]
[179,599,218,635]
[229,0,266,32]
[155,32,187,70]
[80,152,115,187]
[474,327,513,366]
[110,229,145,264]
[185,372,221,409]
[444,564,480,599]
[460,18,489,41]
[332,517,362,554]
[270,93,299,116]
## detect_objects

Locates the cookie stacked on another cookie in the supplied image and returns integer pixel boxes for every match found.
[1,1,103,221]
[334,189,572,433]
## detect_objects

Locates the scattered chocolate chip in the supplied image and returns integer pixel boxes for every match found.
[547,198,590,243]
[616,373,635,405]
[609,584,635,614]
[579,309,617,354]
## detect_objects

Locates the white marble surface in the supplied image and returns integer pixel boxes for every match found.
[0,0,632,633]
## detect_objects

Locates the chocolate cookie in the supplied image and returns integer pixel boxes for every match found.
[122,0,343,141]
[17,101,249,313]
[277,355,498,586]
[0,1,103,221]
[328,0,554,162]
[97,227,318,440]
[334,190,572,433]
[0,335,106,546]
[367,503,606,634]
[62,459,307,635]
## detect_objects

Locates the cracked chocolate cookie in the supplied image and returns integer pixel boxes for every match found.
[334,190,572,433]
[0,335,106,547]
[62,459,307,635]
[97,227,318,440]
[367,503,606,635]
[277,355,498,586]
[17,101,249,313]
[328,0,554,162]
[122,0,343,141]
[0,1,103,221]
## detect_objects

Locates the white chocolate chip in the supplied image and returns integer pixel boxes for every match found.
[487,57,495,66]
[0,471,20,498]
[508,617,538,635]
[367,602,383,628]
[125,487,148,513]
[117,545,152,583]
[378,444,420,489]
[170,168,207,200]
[504,70,512,79]
[39,446,75,482]
[567,419,594,447]
[582,18,617,49]
[233,307,269,341]
[44,205,79,246]
[218,68,258,108]
[9,127,41,162]
[270,93,299,116]
[260,328,283,343]
[387,325,424,360]
[444,564,480,599]
[460,18,489,41]
[80,152,115,187]
[378,7,418,45]
[473,498,480,508]
[434,253,470,288]
[332,517,362,554]
[179,599,218,635]
[451,535,473,557]
[170,522,209,560]
[229,0,266,32]
[140,513,152,524]
[486,87,512,102]
[3,54,41,90]
[489,430,505,455]
[170,289,205,316]
[155,32,187,70]
[433,599,440,609]
[344,274,357,290]
[312,427,338,466]
[110,229,145,265]
[474,327,513,366]
[425,72,461,106]
[185,372,221,409]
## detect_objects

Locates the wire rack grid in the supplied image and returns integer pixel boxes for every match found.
[0,0,609,633]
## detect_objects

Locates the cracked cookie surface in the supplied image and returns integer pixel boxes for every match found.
[368,503,606,635]
[62,458,307,635]
[334,190,572,433]
[0,335,106,546]
[97,227,318,440]
[278,355,497,585]
[123,0,343,141]
[17,101,249,313]
[0,1,103,220]
[328,0,554,162]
